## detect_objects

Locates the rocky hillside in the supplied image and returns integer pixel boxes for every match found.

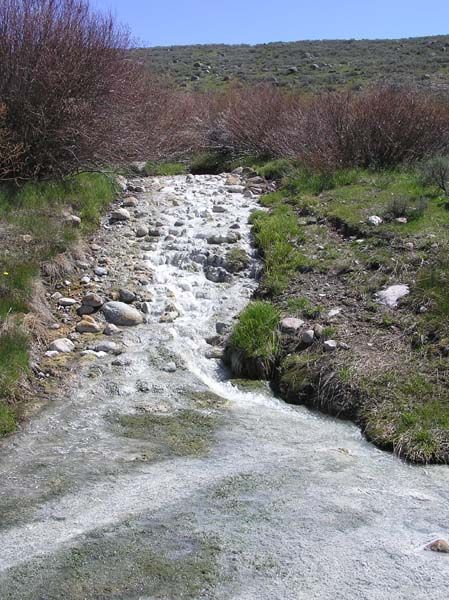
[135,35,449,91]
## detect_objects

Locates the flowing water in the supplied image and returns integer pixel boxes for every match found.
[1,174,449,599]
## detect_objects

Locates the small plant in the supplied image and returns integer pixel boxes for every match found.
[419,156,449,196]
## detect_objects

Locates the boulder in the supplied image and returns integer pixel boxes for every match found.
[102,301,144,326]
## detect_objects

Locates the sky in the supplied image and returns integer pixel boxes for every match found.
[90,0,449,47]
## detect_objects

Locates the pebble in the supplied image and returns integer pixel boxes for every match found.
[76,319,102,334]
[376,284,409,308]
[367,215,383,226]
[49,338,75,353]
[425,539,449,553]
[93,341,122,355]
[164,362,177,373]
[94,266,108,277]
[122,197,138,207]
[58,297,77,307]
[301,329,315,345]
[280,317,305,335]
[324,340,338,352]
[103,323,120,336]
[65,215,81,227]
[82,293,104,308]
[118,288,136,303]
[110,208,131,222]
[80,276,91,285]
[102,301,144,326]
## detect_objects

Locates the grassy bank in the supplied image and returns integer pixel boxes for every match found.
[226,163,449,463]
[0,173,117,435]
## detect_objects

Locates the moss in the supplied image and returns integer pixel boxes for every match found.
[112,409,219,458]
[224,247,250,273]
[0,518,221,600]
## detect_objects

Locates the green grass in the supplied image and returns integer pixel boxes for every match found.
[0,327,29,435]
[0,173,116,434]
[250,204,311,295]
[229,301,280,360]
[144,161,187,176]
[361,373,449,463]
[254,159,297,181]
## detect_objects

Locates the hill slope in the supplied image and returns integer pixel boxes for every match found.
[135,35,449,91]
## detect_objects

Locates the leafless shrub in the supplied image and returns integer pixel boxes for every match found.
[0,0,155,181]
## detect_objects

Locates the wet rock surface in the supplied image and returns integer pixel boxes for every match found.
[1,174,449,599]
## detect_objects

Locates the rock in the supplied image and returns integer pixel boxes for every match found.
[82,293,104,308]
[102,302,144,326]
[51,292,63,300]
[395,217,408,224]
[225,175,240,186]
[376,284,409,308]
[160,302,180,323]
[44,350,60,358]
[212,204,226,213]
[135,225,149,238]
[118,288,136,303]
[80,276,91,285]
[77,305,95,316]
[301,329,315,345]
[206,347,223,359]
[426,539,449,553]
[164,362,177,373]
[49,338,75,353]
[367,215,383,226]
[65,215,81,227]
[324,340,338,352]
[226,185,245,193]
[314,324,324,338]
[116,175,128,192]
[122,196,138,207]
[93,341,122,355]
[104,323,120,336]
[216,322,228,335]
[204,267,232,283]
[22,234,33,243]
[327,308,342,318]
[280,317,304,335]
[174,220,185,227]
[80,350,107,358]
[58,297,77,307]
[110,208,131,222]
[76,319,102,334]
[140,302,152,314]
[94,266,108,277]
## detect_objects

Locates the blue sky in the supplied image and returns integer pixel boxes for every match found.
[91,0,449,47]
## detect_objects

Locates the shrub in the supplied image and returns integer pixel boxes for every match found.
[418,156,449,196]
[0,0,151,180]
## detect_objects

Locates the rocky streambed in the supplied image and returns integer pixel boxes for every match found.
[1,174,449,599]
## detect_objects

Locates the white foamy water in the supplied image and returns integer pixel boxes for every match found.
[0,174,448,599]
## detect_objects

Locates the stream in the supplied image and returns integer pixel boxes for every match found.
[0,174,449,599]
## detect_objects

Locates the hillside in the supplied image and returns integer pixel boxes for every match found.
[135,35,449,91]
